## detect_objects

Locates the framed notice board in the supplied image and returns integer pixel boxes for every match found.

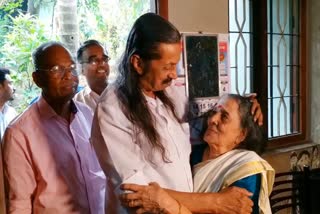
[183,34,219,99]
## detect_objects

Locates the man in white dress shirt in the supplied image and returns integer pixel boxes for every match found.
[0,68,17,140]
[91,13,256,214]
[74,40,110,111]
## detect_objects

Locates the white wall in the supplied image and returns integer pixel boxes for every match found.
[168,0,228,34]
[309,0,320,143]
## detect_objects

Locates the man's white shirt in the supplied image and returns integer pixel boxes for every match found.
[91,82,193,213]
[0,103,17,139]
[74,86,100,111]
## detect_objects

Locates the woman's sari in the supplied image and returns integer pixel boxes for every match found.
[193,149,274,214]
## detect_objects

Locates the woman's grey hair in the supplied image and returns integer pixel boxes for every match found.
[204,94,265,154]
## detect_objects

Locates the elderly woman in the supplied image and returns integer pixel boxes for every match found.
[121,94,274,214]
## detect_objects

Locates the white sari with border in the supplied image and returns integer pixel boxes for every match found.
[193,149,275,214]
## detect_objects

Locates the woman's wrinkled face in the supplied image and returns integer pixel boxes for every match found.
[203,96,245,151]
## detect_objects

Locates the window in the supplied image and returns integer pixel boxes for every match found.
[228,0,307,148]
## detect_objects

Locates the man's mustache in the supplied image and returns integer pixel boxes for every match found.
[162,78,172,84]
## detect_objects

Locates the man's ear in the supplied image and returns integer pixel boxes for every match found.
[130,54,144,75]
[32,71,43,88]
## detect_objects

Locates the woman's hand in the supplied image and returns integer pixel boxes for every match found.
[120,182,180,214]
[213,186,254,214]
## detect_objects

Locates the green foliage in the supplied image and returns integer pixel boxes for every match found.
[0,12,53,112]
[0,0,24,58]
[0,0,24,14]
[0,0,153,112]
[78,0,107,41]
[0,17,10,59]
[77,0,152,62]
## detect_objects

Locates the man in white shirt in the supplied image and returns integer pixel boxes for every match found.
[91,13,258,214]
[0,68,17,139]
[74,40,110,111]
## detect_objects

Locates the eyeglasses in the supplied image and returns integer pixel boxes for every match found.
[81,56,110,66]
[37,64,78,78]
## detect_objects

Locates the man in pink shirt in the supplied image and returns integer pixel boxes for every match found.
[2,42,106,214]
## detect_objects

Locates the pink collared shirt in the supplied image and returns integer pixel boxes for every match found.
[2,96,105,214]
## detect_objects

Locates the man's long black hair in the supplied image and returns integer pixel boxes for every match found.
[116,13,181,162]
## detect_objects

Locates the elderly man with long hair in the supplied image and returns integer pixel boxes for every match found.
[91,13,263,214]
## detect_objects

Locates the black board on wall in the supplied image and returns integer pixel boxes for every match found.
[185,35,219,98]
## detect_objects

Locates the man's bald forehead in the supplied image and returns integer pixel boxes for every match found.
[33,42,72,69]
[38,43,69,58]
